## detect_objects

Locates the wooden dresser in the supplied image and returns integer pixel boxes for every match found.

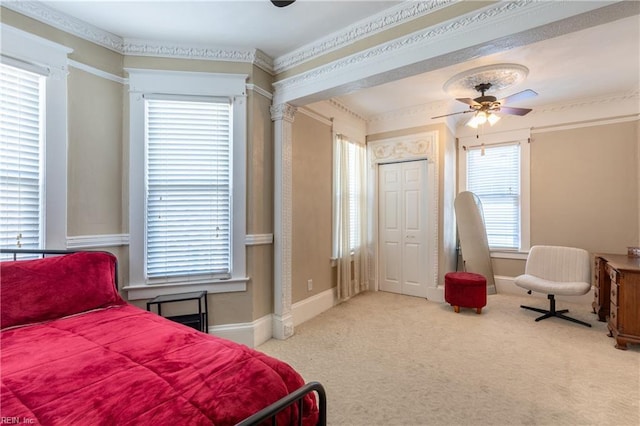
[593,254,640,350]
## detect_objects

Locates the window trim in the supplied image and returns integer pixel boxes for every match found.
[458,128,531,253]
[1,24,72,249]
[125,68,248,298]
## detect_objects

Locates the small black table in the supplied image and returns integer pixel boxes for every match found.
[146,291,208,333]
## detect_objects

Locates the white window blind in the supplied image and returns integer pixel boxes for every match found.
[145,98,232,279]
[334,135,366,255]
[0,62,44,250]
[467,142,520,249]
[347,141,362,250]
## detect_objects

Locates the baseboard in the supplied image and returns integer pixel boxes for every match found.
[426,286,444,303]
[495,275,594,305]
[430,276,593,306]
[209,314,272,348]
[210,279,594,347]
[292,287,338,326]
[208,288,338,348]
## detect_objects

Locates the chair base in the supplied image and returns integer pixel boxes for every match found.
[520,294,591,327]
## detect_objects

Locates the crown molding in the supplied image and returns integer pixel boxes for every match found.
[274,1,538,97]
[327,99,367,123]
[368,100,450,124]
[3,0,123,52]
[371,92,639,135]
[273,0,621,106]
[531,91,640,115]
[2,1,274,72]
[273,0,454,73]
[531,114,640,134]
[122,38,272,70]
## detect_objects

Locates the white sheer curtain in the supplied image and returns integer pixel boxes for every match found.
[333,134,368,301]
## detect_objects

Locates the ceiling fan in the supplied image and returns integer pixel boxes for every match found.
[270,1,296,7]
[433,83,537,128]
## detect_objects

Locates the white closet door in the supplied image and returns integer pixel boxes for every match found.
[378,160,428,297]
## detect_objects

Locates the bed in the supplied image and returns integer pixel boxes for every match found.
[0,249,325,425]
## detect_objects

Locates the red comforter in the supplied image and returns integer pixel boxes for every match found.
[0,253,317,425]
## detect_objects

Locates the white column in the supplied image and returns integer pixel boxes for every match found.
[270,103,297,339]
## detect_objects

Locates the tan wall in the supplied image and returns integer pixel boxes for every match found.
[67,68,124,236]
[530,121,638,254]
[492,257,526,277]
[247,90,275,319]
[291,113,334,303]
[491,119,639,279]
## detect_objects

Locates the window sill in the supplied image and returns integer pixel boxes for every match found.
[123,277,248,300]
[490,250,528,260]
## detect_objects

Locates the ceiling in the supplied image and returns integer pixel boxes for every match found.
[25,1,640,120]
[336,13,640,120]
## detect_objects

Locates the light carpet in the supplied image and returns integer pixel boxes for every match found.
[258,291,640,426]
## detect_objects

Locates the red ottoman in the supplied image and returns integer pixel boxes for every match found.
[444,272,487,314]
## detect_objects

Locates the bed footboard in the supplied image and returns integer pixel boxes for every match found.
[235,381,327,426]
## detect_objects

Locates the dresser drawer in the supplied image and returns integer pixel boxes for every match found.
[609,302,618,329]
[606,263,620,284]
[610,282,619,305]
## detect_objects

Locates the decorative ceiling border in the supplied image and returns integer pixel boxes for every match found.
[3,0,456,75]
[272,0,454,74]
[122,38,272,70]
[3,0,123,51]
[327,99,367,123]
[530,91,640,115]
[2,0,274,72]
[274,0,535,95]
[368,100,450,124]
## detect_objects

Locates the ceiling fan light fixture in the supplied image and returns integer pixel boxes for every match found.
[466,111,487,128]
[465,111,500,128]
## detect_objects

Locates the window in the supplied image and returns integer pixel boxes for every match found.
[459,130,530,252]
[145,97,231,278]
[127,69,247,295]
[333,134,367,255]
[467,143,520,248]
[0,63,44,250]
[0,25,71,254]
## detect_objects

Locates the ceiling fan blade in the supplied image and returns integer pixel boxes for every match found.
[499,89,538,105]
[431,110,473,119]
[499,106,532,116]
[455,98,480,107]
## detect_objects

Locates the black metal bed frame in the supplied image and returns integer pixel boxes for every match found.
[236,381,327,426]
[1,248,327,426]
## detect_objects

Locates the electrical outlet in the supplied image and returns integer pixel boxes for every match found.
[307,279,313,292]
